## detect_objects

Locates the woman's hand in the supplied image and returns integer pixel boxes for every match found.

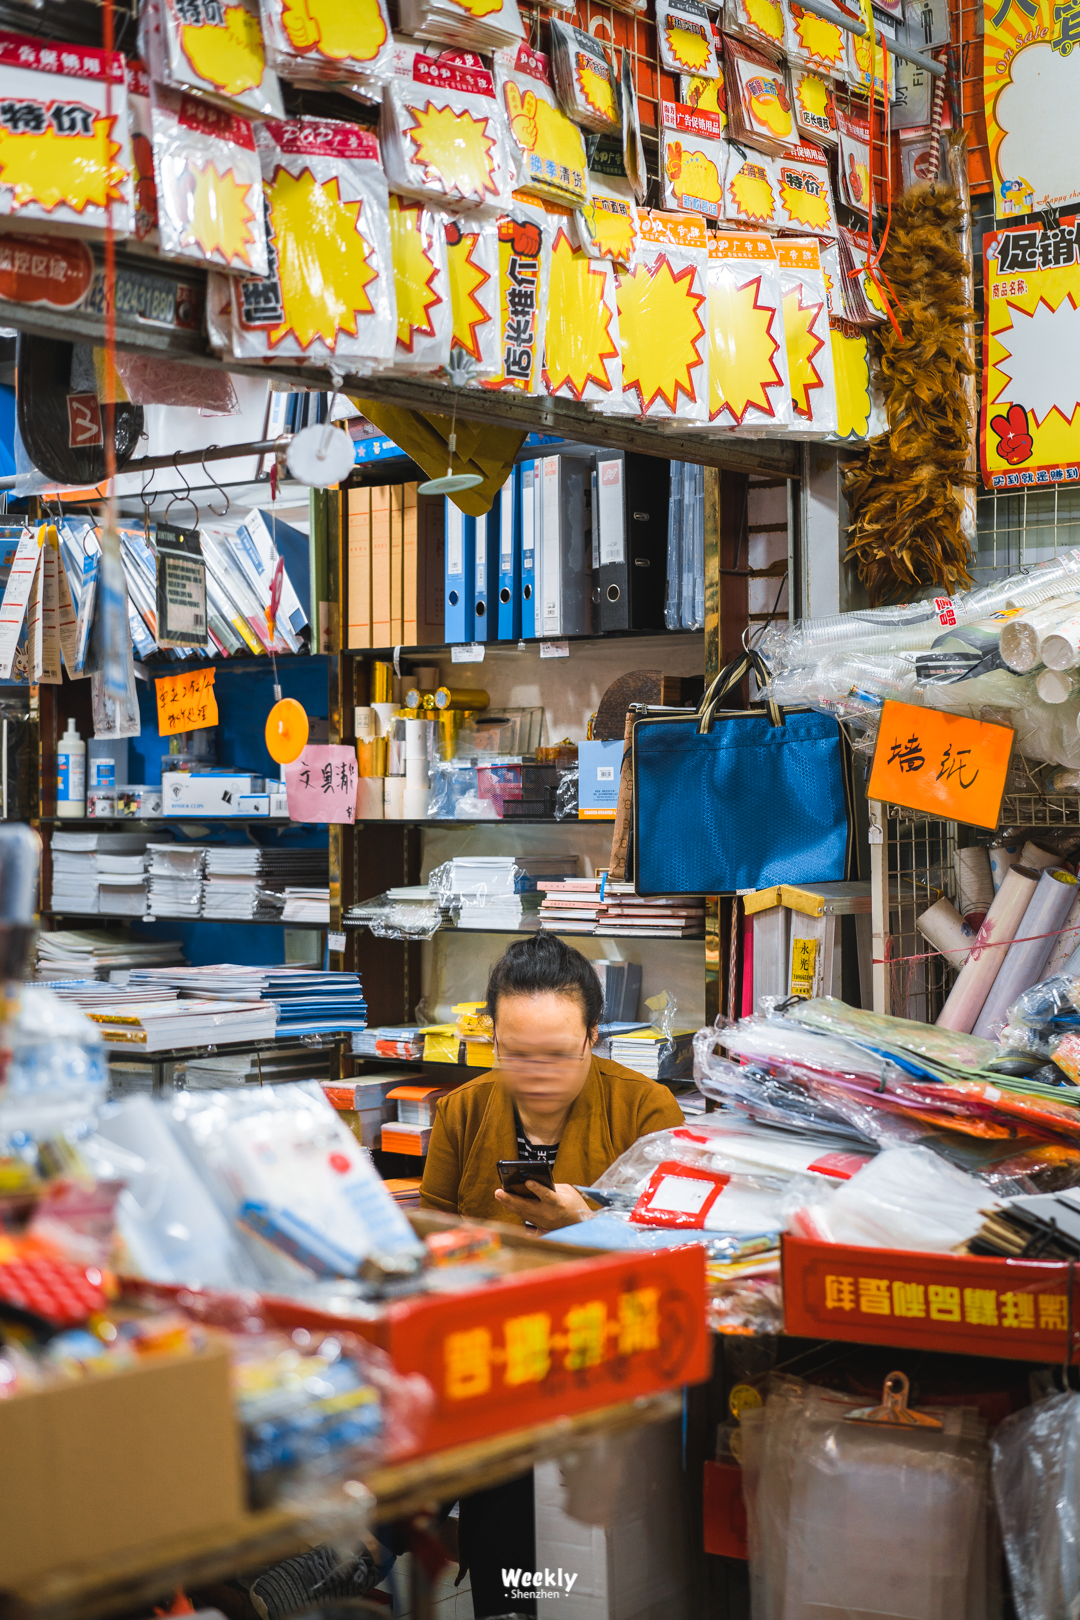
[494,1181,592,1230]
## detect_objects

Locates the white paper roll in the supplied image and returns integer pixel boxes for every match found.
[917,898,977,970]
[989,843,1020,891]
[383,777,405,819]
[1000,593,1080,671]
[405,719,432,759]
[355,777,384,820]
[973,868,1080,1038]
[1044,892,1080,978]
[953,846,994,925]
[354,706,376,742]
[406,757,430,790]
[1037,669,1077,704]
[403,787,430,819]
[1041,610,1080,671]
[936,864,1039,1032]
[1021,841,1059,871]
[372,702,398,738]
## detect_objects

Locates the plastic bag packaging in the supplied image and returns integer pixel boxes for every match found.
[144,0,284,119]
[723,146,781,228]
[786,1144,994,1251]
[775,146,836,238]
[260,0,392,100]
[664,461,705,629]
[619,47,649,202]
[543,219,623,407]
[791,68,838,145]
[576,171,638,262]
[776,237,837,433]
[397,0,524,54]
[660,102,725,220]
[380,45,517,215]
[127,59,159,252]
[991,1390,1080,1620]
[350,890,448,939]
[616,214,709,422]
[112,349,238,413]
[1007,973,1080,1027]
[150,85,268,275]
[548,21,621,134]
[1000,593,1080,673]
[483,201,550,394]
[656,0,721,78]
[724,0,785,56]
[444,212,501,381]
[495,43,590,208]
[786,997,1002,1077]
[88,529,142,739]
[554,766,578,820]
[759,652,919,715]
[704,232,791,429]
[590,1121,872,1206]
[723,39,798,156]
[387,195,451,373]
[0,34,135,240]
[228,119,395,369]
[787,5,847,77]
[4,986,106,1105]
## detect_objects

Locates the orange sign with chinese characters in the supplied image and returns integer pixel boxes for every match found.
[783,1235,1078,1362]
[155,666,219,736]
[866,699,1014,829]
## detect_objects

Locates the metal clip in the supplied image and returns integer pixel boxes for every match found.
[845,1371,943,1430]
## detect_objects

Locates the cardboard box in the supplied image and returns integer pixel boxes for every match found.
[0,1344,245,1588]
[162,771,266,817]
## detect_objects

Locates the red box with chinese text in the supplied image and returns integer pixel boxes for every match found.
[703,1461,748,1559]
[782,1234,1079,1362]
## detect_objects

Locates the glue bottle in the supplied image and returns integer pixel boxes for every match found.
[57,719,86,818]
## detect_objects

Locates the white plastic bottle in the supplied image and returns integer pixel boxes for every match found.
[57,718,86,818]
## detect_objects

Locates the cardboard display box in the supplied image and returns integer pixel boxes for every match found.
[0,1344,245,1589]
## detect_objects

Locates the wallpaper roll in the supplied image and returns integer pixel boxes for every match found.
[936,864,1039,1032]
[917,898,976,971]
[988,842,1020,891]
[1021,841,1059,871]
[372,702,399,737]
[953,845,994,928]
[972,868,1079,1039]
[1044,892,1080,978]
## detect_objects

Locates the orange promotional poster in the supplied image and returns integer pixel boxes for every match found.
[867,700,1015,828]
[984,0,1080,222]
[981,220,1080,489]
[0,33,134,239]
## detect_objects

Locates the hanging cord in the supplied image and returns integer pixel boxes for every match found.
[844,6,905,342]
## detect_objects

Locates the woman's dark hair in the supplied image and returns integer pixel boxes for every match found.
[486,934,604,1031]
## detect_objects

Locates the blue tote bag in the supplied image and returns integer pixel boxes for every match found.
[630,650,854,895]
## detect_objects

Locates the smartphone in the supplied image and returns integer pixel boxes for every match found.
[496,1160,556,1200]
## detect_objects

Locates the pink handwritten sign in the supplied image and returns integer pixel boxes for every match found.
[284,745,358,824]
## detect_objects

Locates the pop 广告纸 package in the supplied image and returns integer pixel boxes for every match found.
[543,214,622,406]
[791,68,837,145]
[837,222,888,323]
[227,117,395,367]
[656,0,721,79]
[387,194,450,372]
[616,210,708,421]
[660,102,725,219]
[680,64,726,124]
[724,37,798,154]
[836,104,872,216]
[776,236,837,433]
[494,43,589,208]
[577,170,638,261]
[380,44,516,214]
[549,21,621,135]
[444,211,500,380]
[775,141,836,236]
[724,143,781,227]
[151,86,268,273]
[142,0,283,120]
[704,232,791,430]
[786,0,847,74]
[259,0,392,101]
[0,33,134,239]
[724,0,785,59]
[479,199,550,393]
[397,0,524,55]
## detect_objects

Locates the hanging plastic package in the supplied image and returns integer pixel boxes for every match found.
[548,22,621,136]
[89,525,142,740]
[724,143,781,227]
[703,232,791,431]
[791,68,838,145]
[126,60,159,252]
[143,0,283,120]
[397,0,524,57]
[660,101,726,219]
[260,0,392,101]
[620,48,649,203]
[380,44,516,215]
[16,335,143,487]
[656,0,721,79]
[443,211,501,380]
[786,1,847,72]
[0,32,134,240]
[724,37,799,155]
[992,1391,1080,1620]
[543,215,622,406]
[775,238,838,434]
[480,199,550,394]
[616,211,708,423]
[848,15,893,99]
[577,171,638,262]
[836,105,872,217]
[775,141,836,236]
[494,43,590,209]
[680,61,726,122]
[227,118,395,369]
[837,224,888,323]
[723,0,785,58]
[151,87,268,275]
[387,194,451,372]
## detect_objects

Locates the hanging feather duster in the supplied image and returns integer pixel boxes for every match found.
[843,185,977,605]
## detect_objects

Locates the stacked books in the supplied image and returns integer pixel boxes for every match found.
[35,929,185,979]
[282,888,331,924]
[41,979,179,1010]
[384,1179,423,1209]
[607,1027,696,1080]
[129,964,366,1038]
[594,960,642,1023]
[538,880,706,937]
[147,845,206,920]
[352,1025,425,1059]
[84,998,278,1052]
[50,832,153,917]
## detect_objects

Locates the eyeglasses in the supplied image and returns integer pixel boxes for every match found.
[493,1034,590,1072]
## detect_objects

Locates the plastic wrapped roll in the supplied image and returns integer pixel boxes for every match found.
[355,777,384,820]
[999,594,1080,672]
[1044,892,1080,978]
[972,867,1079,1039]
[989,841,1020,891]
[1021,841,1059,871]
[936,865,1039,1032]
[354,707,376,741]
[372,702,399,737]
[1040,609,1080,671]
[953,846,994,931]
[383,777,405,819]
[405,719,433,759]
[1036,669,1077,703]
[916,898,976,971]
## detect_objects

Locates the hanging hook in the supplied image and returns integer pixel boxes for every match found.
[163,454,198,531]
[139,462,155,544]
[199,447,231,519]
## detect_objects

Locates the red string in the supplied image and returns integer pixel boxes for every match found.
[874,917,1080,967]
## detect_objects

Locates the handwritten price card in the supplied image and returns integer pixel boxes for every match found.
[155,666,219,736]
[285,745,359,824]
[867,700,1014,829]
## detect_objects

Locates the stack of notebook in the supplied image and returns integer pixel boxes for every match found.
[84,997,278,1051]
[178,1047,336,1088]
[147,845,206,919]
[607,1027,696,1080]
[41,979,180,1010]
[353,1025,425,1059]
[50,832,153,917]
[281,888,331,923]
[129,964,366,1038]
[35,929,185,979]
[537,880,705,937]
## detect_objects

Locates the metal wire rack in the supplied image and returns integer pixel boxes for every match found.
[886,809,959,1022]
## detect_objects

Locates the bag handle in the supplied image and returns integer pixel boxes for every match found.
[696,648,781,735]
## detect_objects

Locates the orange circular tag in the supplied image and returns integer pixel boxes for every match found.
[265,698,309,765]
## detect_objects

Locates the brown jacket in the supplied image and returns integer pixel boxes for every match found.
[419,1056,686,1224]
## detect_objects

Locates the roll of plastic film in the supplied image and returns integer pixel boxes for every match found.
[356,738,388,777]
[371,662,395,703]
[384,777,405,818]
[435,687,489,711]
[953,846,994,929]
[936,864,1039,1032]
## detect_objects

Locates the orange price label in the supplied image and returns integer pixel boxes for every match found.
[155,666,219,737]
[866,699,1014,829]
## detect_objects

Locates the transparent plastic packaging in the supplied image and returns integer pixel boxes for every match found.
[785,1144,994,1251]
[143,0,284,120]
[150,86,268,276]
[785,998,1001,1078]
[554,767,578,820]
[1007,973,1080,1027]
[350,891,447,940]
[548,21,621,134]
[588,1119,871,1203]
[380,44,517,215]
[494,42,591,208]
[991,1390,1080,1620]
[387,196,451,374]
[4,986,106,1105]
[260,0,393,100]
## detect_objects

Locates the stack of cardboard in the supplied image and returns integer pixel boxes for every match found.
[347,482,445,649]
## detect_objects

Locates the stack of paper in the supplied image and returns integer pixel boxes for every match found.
[41,979,180,1010]
[85,998,278,1052]
[50,832,152,917]
[179,1048,336,1088]
[538,880,705,936]
[608,1028,696,1080]
[281,888,331,923]
[445,856,525,931]
[352,1025,425,1059]
[129,964,366,1038]
[147,844,206,919]
[35,929,185,979]
[200,847,329,921]
[538,879,605,933]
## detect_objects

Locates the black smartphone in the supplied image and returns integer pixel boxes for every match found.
[496,1160,556,1200]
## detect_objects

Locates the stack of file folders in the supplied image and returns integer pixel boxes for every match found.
[35,929,185,979]
[147,844,206,919]
[129,964,365,1037]
[50,832,152,917]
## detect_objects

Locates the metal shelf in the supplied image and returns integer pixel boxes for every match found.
[42,909,328,928]
[999,794,1080,828]
[41,817,300,826]
[344,918,704,941]
[346,628,704,658]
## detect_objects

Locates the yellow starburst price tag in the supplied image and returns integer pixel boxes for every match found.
[152,88,267,273]
[775,143,837,236]
[656,0,721,77]
[444,213,500,378]
[792,69,839,143]
[776,237,838,433]
[660,102,725,219]
[382,46,515,214]
[617,214,709,420]
[706,233,791,428]
[159,0,283,119]
[389,195,451,369]
[724,150,780,227]
[786,2,847,71]
[543,223,622,404]
[261,0,391,99]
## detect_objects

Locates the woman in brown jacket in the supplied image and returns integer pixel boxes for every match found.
[420,935,685,1618]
